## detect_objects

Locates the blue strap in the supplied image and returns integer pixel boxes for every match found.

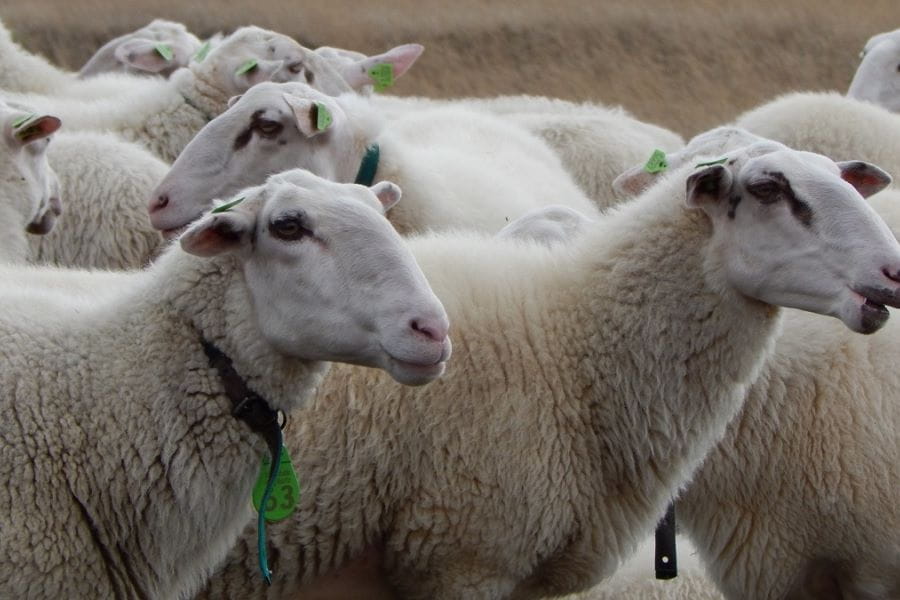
[354,144,380,186]
[256,429,284,584]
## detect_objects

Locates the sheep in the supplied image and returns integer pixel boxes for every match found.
[148,81,601,237]
[734,92,900,181]
[612,130,900,599]
[0,168,452,600]
[0,101,62,263]
[495,204,595,247]
[194,144,900,600]
[78,19,203,79]
[3,26,352,163]
[313,42,425,96]
[0,18,199,98]
[847,27,900,113]
[27,131,169,269]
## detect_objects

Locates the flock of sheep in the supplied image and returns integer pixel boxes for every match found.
[0,14,898,600]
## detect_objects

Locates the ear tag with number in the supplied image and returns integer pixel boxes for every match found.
[367,63,394,92]
[643,149,668,174]
[155,43,174,61]
[235,58,258,76]
[315,102,333,130]
[251,447,300,522]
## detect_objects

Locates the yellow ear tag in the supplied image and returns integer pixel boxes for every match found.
[368,63,394,92]
[235,58,258,76]
[251,447,300,522]
[315,102,333,130]
[194,41,212,62]
[155,43,174,61]
[643,149,668,174]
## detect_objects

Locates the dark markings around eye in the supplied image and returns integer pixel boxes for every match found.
[765,170,813,227]
[233,109,266,150]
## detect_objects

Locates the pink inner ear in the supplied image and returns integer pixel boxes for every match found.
[840,163,891,198]
[17,116,62,143]
[181,218,243,257]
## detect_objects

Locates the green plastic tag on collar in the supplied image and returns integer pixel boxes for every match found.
[315,102,333,131]
[643,149,668,174]
[12,113,36,129]
[235,58,258,76]
[211,196,245,214]
[368,63,394,93]
[155,43,174,61]
[695,157,728,168]
[194,40,212,62]
[251,446,300,522]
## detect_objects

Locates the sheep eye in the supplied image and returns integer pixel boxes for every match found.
[255,118,284,136]
[269,214,312,241]
[747,181,781,203]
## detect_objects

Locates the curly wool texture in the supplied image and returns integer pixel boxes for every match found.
[0,247,327,600]
[28,131,167,270]
[679,304,900,599]
[736,92,900,181]
[199,170,781,600]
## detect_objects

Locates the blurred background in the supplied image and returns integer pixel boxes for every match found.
[2,0,896,135]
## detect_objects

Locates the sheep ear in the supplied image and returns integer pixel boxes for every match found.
[612,165,658,197]
[114,38,179,73]
[342,43,424,90]
[8,114,62,146]
[836,161,892,198]
[233,58,284,90]
[180,208,253,257]
[685,164,733,208]
[282,93,333,137]
[370,181,402,213]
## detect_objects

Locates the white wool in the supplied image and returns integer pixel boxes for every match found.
[735,91,900,181]
[375,93,685,208]
[28,131,167,269]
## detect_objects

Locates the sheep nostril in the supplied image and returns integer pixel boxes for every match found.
[150,194,170,214]
[883,267,900,283]
[410,319,446,342]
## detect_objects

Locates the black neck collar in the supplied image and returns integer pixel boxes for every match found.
[201,340,282,457]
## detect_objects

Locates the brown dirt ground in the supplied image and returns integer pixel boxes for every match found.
[1,0,897,136]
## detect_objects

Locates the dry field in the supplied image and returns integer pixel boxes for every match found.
[2,0,897,135]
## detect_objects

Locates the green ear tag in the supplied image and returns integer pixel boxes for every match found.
[367,63,394,92]
[235,58,258,76]
[695,157,728,168]
[211,196,245,213]
[194,40,212,62]
[155,43,174,61]
[251,446,300,522]
[12,113,36,129]
[315,102,333,130]
[643,149,668,174]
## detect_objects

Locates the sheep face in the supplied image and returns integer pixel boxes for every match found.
[848,27,900,113]
[687,145,900,334]
[79,19,202,78]
[1,102,62,236]
[191,26,351,100]
[150,81,348,236]
[180,168,451,386]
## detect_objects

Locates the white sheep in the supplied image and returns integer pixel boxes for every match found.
[0,168,451,600]
[78,19,203,79]
[734,92,900,181]
[26,131,168,269]
[613,130,900,599]
[847,27,900,113]
[3,26,352,163]
[0,101,62,263]
[195,145,900,600]
[148,81,601,237]
[495,204,595,246]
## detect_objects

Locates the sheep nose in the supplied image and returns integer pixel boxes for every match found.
[149,193,170,214]
[410,317,450,343]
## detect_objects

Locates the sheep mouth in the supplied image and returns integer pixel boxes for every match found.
[385,354,448,386]
[851,286,897,334]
